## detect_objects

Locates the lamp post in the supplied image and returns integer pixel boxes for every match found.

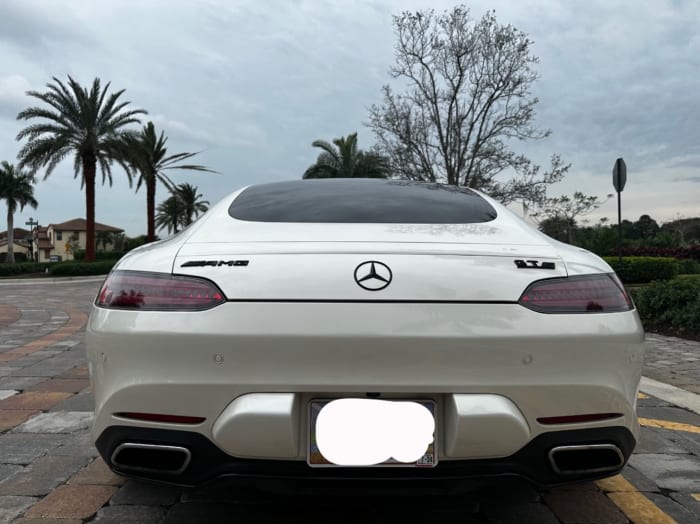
[24,235,34,263]
[25,217,39,263]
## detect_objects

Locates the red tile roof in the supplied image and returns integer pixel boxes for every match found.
[0,228,32,241]
[49,218,123,233]
[0,238,29,248]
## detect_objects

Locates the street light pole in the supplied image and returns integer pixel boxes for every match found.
[25,217,39,263]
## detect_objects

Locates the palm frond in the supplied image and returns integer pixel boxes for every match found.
[311,139,341,166]
[303,133,390,179]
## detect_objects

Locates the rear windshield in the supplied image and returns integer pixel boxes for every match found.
[228,179,497,224]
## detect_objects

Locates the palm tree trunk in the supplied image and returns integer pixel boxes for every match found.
[147,176,156,242]
[83,155,97,262]
[6,208,14,264]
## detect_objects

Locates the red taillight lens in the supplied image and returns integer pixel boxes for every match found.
[519,274,632,314]
[96,271,225,311]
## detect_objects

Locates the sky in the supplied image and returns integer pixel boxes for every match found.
[0,0,698,236]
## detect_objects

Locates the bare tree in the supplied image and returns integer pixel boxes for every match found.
[531,192,612,243]
[367,6,569,205]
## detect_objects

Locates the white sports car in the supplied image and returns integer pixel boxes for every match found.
[86,179,644,487]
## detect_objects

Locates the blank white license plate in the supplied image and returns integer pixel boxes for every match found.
[307,399,437,468]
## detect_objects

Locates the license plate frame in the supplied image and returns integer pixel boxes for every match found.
[307,398,438,468]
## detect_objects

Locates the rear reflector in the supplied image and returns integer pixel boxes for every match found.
[538,413,623,425]
[519,274,632,313]
[115,412,206,424]
[96,271,225,311]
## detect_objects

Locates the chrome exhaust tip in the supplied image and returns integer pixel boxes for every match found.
[548,444,624,475]
[111,443,191,475]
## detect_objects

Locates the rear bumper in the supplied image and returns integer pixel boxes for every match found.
[87,301,644,489]
[96,425,636,488]
[87,302,645,443]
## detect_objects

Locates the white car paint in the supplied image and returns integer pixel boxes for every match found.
[86,180,644,484]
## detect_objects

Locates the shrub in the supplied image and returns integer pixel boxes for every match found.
[0,262,50,276]
[73,250,124,261]
[0,252,28,263]
[678,259,700,275]
[49,261,116,276]
[603,256,679,284]
[614,245,700,260]
[632,278,700,338]
[96,251,126,260]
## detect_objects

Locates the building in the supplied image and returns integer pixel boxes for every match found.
[0,219,124,263]
[0,228,32,262]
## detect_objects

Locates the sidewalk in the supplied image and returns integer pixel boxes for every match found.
[644,334,700,394]
[1,278,700,523]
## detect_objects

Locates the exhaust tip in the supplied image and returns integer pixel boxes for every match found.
[111,443,191,475]
[548,444,624,476]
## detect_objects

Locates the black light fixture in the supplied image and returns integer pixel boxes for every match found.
[25,217,39,262]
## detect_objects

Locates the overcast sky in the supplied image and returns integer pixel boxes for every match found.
[1,0,698,236]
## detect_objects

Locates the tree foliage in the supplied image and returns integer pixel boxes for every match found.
[155,196,182,235]
[303,133,390,179]
[123,121,215,242]
[174,182,209,227]
[0,161,38,264]
[95,230,114,251]
[155,183,209,234]
[15,75,145,261]
[367,5,569,205]
[532,192,611,243]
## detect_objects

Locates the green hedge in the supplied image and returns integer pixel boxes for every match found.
[678,259,700,275]
[73,250,126,261]
[0,262,51,276]
[632,278,700,338]
[0,260,116,277]
[603,256,679,284]
[48,261,116,276]
[0,252,28,263]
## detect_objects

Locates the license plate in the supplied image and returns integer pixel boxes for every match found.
[307,399,437,468]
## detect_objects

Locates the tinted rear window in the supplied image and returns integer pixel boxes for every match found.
[228,179,497,223]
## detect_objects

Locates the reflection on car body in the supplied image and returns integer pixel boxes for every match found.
[87,179,644,487]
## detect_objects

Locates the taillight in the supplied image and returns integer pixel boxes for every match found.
[519,274,632,314]
[96,271,225,311]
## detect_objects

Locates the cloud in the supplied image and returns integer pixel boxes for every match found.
[1,0,699,236]
[0,1,97,56]
[675,176,700,183]
[0,74,32,120]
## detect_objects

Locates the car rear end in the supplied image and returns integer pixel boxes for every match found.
[86,180,644,487]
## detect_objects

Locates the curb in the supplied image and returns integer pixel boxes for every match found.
[640,376,700,416]
[0,275,107,286]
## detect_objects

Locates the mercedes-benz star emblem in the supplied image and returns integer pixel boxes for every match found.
[354,261,392,291]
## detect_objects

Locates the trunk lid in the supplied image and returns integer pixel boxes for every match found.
[174,239,565,302]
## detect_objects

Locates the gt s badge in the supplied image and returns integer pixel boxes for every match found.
[514,260,556,270]
[181,260,249,267]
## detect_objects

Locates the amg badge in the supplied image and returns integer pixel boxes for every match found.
[181,260,249,267]
[514,260,556,270]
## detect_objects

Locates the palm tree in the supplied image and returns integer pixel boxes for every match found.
[16,76,146,261]
[155,195,184,235]
[0,161,38,264]
[174,182,209,227]
[124,122,216,242]
[95,230,114,252]
[302,132,390,179]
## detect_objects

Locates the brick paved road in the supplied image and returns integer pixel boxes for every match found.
[1,278,700,523]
